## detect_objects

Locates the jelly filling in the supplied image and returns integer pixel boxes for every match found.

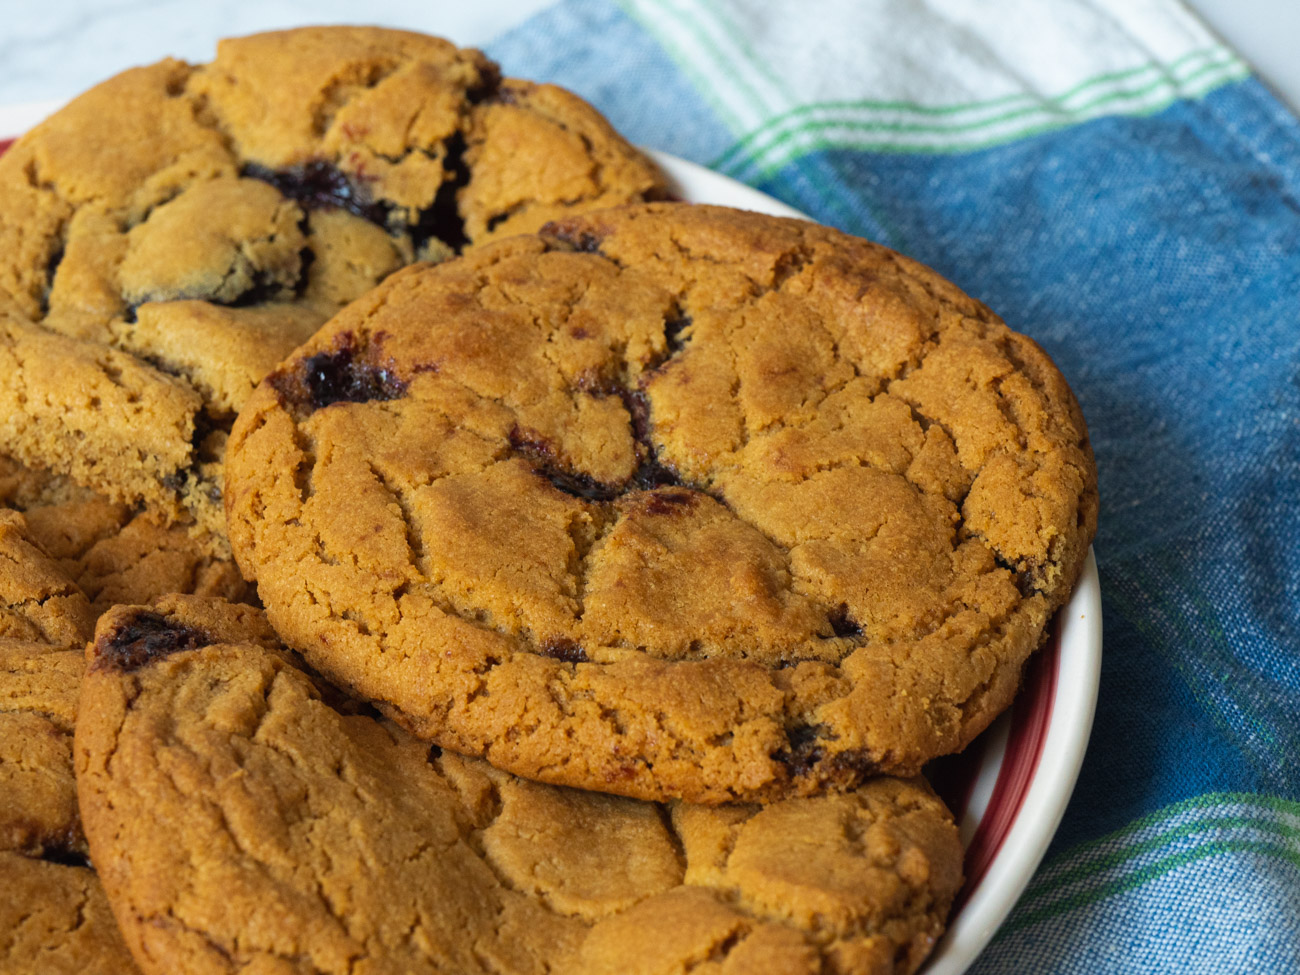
[270,333,408,413]
[409,132,470,253]
[828,603,863,639]
[94,610,211,673]
[539,637,589,664]
[243,160,388,225]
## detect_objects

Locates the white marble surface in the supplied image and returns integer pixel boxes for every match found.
[0,0,553,107]
[1,0,1296,114]
[1185,0,1300,110]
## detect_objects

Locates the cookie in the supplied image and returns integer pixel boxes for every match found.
[0,26,664,548]
[0,509,94,646]
[0,852,140,975]
[0,642,85,856]
[0,455,250,616]
[76,599,962,975]
[0,594,272,858]
[0,528,133,970]
[227,203,1098,803]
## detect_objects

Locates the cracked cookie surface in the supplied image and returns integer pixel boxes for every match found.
[0,26,664,550]
[76,599,962,975]
[0,512,138,973]
[0,455,250,617]
[1,642,86,857]
[0,852,140,975]
[0,509,94,646]
[227,204,1098,803]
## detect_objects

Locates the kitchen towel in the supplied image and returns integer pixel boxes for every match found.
[487,1,1300,971]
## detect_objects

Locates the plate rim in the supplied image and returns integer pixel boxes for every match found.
[925,550,1102,973]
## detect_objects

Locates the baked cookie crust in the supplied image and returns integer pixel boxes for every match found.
[0,455,250,616]
[0,852,140,975]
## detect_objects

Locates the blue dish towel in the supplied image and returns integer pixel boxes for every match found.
[489,1,1300,971]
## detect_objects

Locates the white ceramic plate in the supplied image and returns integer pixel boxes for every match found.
[0,108,1102,974]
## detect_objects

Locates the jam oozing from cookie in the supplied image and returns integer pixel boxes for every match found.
[776,723,828,777]
[223,264,303,308]
[545,224,605,254]
[243,161,389,226]
[828,603,863,639]
[464,64,503,105]
[411,132,471,252]
[269,333,408,414]
[302,346,407,410]
[539,637,588,663]
[510,382,690,503]
[94,610,211,673]
[772,725,881,785]
[507,427,616,501]
[641,489,697,516]
[40,848,93,868]
[41,244,64,314]
[663,313,691,357]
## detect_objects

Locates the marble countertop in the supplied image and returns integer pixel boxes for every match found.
[0,0,552,108]
[1,0,1297,115]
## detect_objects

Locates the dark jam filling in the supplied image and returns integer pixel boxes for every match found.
[224,256,313,308]
[243,161,390,226]
[39,847,92,869]
[776,723,827,776]
[246,141,472,255]
[771,724,879,782]
[539,637,589,664]
[663,313,691,356]
[507,308,702,503]
[544,224,605,254]
[827,603,863,639]
[509,387,688,504]
[301,345,407,411]
[409,132,470,253]
[268,332,409,415]
[94,610,211,673]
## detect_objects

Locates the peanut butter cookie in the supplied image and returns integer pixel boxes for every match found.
[0,852,139,975]
[76,599,962,975]
[0,455,250,616]
[226,204,1098,803]
[0,26,664,549]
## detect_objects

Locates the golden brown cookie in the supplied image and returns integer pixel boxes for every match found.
[227,204,1098,804]
[0,852,140,975]
[0,513,133,971]
[0,509,94,646]
[0,26,664,549]
[76,599,962,975]
[0,455,250,616]
[0,642,85,856]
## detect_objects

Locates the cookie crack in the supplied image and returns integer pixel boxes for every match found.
[365,458,428,577]
[569,507,614,624]
[311,59,402,137]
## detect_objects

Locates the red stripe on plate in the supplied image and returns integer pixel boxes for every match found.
[952,616,1062,910]
[0,138,12,155]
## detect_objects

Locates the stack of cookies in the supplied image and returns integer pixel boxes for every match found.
[0,26,1098,975]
